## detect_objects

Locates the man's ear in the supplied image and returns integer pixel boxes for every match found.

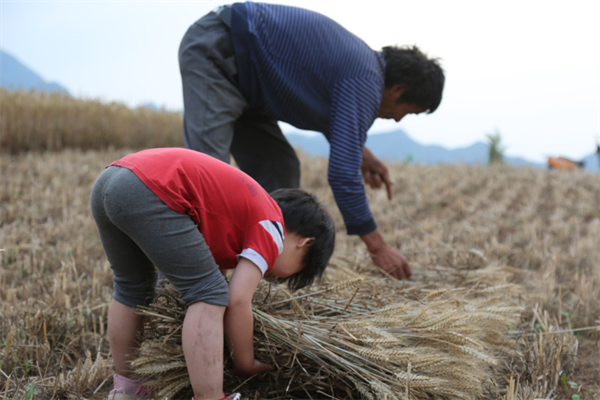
[297,237,315,248]
[391,84,409,101]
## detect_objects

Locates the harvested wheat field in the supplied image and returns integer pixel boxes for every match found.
[1,148,599,399]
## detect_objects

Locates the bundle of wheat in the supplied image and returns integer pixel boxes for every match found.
[131,263,523,400]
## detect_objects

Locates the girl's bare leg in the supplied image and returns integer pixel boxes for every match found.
[107,299,145,377]
[183,302,226,400]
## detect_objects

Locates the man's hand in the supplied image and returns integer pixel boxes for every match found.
[370,243,411,279]
[361,228,412,279]
[361,146,394,200]
[232,359,275,380]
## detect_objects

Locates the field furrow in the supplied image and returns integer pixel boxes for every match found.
[1,150,599,399]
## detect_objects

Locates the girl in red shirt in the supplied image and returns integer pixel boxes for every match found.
[90,148,335,400]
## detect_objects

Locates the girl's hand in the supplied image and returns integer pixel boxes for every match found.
[232,360,275,380]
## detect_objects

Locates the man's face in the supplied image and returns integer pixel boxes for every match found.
[377,84,426,122]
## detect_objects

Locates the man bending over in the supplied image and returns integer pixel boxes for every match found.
[179,2,445,279]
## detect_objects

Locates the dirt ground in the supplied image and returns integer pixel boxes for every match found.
[1,149,599,399]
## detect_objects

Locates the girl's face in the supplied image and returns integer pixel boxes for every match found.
[264,231,313,279]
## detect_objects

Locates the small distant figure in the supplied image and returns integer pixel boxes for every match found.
[547,157,584,170]
[486,129,505,165]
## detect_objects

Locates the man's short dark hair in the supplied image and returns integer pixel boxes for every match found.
[270,188,335,291]
[382,45,445,113]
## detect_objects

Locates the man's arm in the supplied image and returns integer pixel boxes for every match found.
[224,258,274,378]
[328,78,412,279]
[360,149,411,278]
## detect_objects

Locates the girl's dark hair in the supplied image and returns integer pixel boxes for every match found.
[270,188,335,291]
[382,45,445,113]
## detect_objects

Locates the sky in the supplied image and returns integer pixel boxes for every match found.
[2,0,599,162]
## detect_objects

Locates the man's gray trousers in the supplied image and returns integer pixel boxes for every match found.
[179,11,300,192]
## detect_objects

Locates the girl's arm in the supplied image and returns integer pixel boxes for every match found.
[224,258,274,378]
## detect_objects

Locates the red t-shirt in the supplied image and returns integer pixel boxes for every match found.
[110,148,285,275]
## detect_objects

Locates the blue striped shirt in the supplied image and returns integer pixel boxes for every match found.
[231,2,385,235]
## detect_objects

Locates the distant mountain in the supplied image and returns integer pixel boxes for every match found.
[285,130,546,168]
[142,102,161,111]
[1,49,69,94]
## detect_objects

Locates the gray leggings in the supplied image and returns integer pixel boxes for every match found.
[90,166,230,308]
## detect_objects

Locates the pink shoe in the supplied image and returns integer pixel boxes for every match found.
[107,394,150,400]
[107,374,155,399]
[106,387,155,400]
[192,394,241,400]
[134,385,158,397]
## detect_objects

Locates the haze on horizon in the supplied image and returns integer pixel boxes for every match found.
[2,0,599,163]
